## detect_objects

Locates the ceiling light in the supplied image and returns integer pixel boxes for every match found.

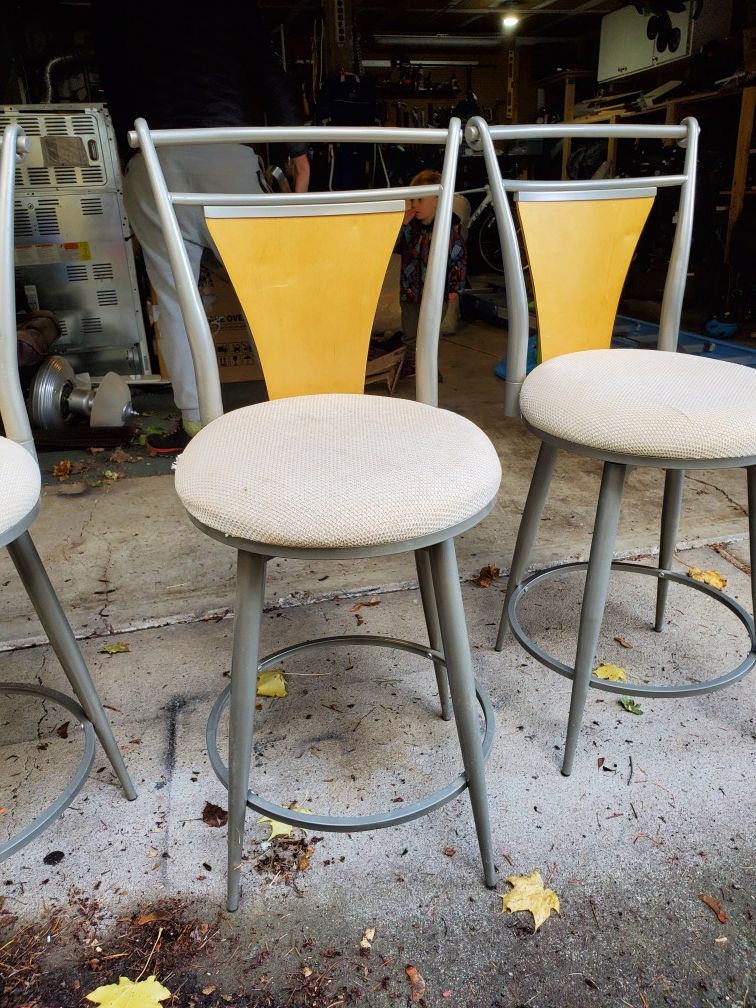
[502,14,520,29]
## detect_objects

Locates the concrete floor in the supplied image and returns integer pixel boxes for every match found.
[1,319,754,1007]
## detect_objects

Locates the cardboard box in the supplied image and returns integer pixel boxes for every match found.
[198,252,264,383]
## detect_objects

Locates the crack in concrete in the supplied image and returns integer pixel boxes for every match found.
[684,475,748,515]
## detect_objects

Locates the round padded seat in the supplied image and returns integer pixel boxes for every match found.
[175,394,502,550]
[520,348,756,461]
[0,437,40,538]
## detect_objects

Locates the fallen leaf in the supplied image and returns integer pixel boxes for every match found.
[102,469,126,482]
[201,986,217,996]
[99,642,130,655]
[593,663,627,682]
[699,893,728,923]
[443,847,456,857]
[55,721,70,739]
[88,446,106,454]
[613,635,634,649]
[202,801,228,828]
[85,975,171,1006]
[618,696,643,715]
[109,448,139,464]
[500,869,561,932]
[688,567,727,590]
[52,459,88,480]
[360,927,376,951]
[134,912,170,926]
[256,805,312,841]
[349,598,381,613]
[256,667,287,698]
[476,564,501,587]
[405,965,426,1004]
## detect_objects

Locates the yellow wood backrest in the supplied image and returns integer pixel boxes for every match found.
[516,193,654,361]
[206,204,403,398]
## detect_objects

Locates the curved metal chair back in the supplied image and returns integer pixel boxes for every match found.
[465,117,699,416]
[128,120,462,414]
[0,124,36,457]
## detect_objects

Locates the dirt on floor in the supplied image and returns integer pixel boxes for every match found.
[1,831,753,1008]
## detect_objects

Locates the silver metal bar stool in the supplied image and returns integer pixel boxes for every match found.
[466,116,756,776]
[0,124,136,860]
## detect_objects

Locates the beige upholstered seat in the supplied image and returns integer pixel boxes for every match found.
[520,349,756,461]
[176,394,502,549]
[0,438,40,536]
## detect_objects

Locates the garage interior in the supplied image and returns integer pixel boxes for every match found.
[1,3,755,1006]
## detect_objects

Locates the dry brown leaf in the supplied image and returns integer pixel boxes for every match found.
[52,459,87,480]
[476,564,501,587]
[55,480,89,496]
[405,965,426,1004]
[699,893,728,923]
[614,635,634,649]
[134,912,170,926]
[688,567,727,590]
[202,801,228,828]
[109,448,139,464]
[349,598,381,613]
[201,986,217,997]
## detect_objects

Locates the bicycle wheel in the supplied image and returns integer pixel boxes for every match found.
[477,209,504,274]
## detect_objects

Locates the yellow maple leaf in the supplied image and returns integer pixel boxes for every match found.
[593,663,627,682]
[257,805,312,841]
[99,642,130,655]
[256,667,287,697]
[687,567,727,590]
[501,869,561,932]
[85,975,171,1007]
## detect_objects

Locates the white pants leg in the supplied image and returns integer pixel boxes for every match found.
[123,144,262,422]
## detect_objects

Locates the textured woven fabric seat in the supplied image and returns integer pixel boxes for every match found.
[468,115,755,778]
[0,124,135,862]
[0,437,40,537]
[131,117,499,911]
[520,349,756,462]
[176,395,501,549]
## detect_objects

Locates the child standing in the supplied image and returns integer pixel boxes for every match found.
[397,169,467,377]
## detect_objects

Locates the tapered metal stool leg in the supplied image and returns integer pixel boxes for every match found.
[227,550,268,912]
[562,462,627,777]
[747,466,756,631]
[430,537,496,887]
[496,443,558,651]
[415,548,451,720]
[655,468,685,631]
[7,531,136,800]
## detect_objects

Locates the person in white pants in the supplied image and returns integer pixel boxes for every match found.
[93,0,310,453]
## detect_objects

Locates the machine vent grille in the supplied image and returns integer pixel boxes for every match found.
[66,265,89,282]
[81,197,104,215]
[96,289,118,306]
[82,317,103,334]
[92,262,114,279]
[13,204,33,238]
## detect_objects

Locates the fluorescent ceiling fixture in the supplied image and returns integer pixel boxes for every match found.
[373,33,504,48]
[502,14,520,29]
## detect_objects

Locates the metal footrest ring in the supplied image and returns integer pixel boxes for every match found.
[206,634,495,832]
[0,683,96,861]
[508,561,756,698]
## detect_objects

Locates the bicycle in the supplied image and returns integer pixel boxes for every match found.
[456,182,503,275]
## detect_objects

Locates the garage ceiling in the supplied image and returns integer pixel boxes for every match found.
[258,0,625,46]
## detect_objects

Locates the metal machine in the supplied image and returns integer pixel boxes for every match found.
[1,103,153,383]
